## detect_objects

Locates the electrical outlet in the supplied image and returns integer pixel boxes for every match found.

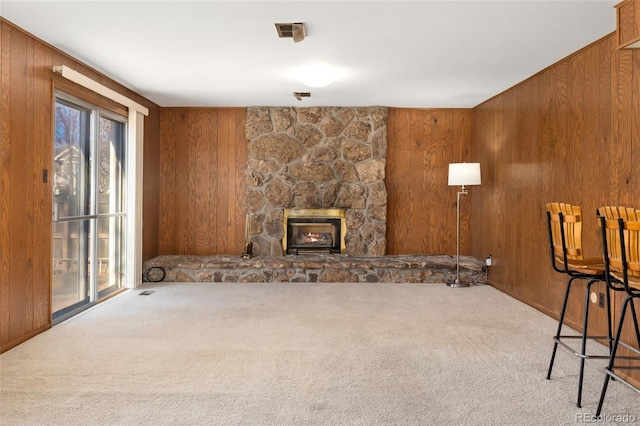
[485,255,492,267]
[599,292,605,309]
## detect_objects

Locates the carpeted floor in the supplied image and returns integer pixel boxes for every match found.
[0,282,638,425]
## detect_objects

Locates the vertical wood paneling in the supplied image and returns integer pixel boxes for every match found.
[24,30,35,330]
[471,33,639,385]
[9,27,29,341]
[1,22,13,346]
[208,110,220,253]
[386,108,473,255]
[33,38,50,327]
[226,110,238,251]
[142,105,161,262]
[174,111,190,254]
[0,19,160,353]
[217,110,230,252]
[159,109,176,253]
[234,109,247,254]
[158,107,246,255]
[385,109,410,252]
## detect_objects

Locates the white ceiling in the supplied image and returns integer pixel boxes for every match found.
[0,0,618,108]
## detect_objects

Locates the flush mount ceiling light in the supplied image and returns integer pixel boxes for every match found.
[275,23,306,43]
[298,64,335,88]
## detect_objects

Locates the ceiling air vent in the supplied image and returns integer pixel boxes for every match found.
[293,92,311,101]
[275,23,306,43]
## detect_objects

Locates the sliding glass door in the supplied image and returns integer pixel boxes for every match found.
[52,92,126,322]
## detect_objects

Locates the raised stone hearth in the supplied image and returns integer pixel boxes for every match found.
[144,255,487,284]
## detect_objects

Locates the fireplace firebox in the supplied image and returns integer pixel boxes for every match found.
[283,208,346,255]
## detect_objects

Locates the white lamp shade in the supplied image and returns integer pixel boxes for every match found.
[448,163,481,186]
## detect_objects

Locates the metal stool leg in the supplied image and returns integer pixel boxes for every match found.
[605,286,614,353]
[576,279,598,408]
[547,277,577,380]
[629,298,640,348]
[596,296,631,417]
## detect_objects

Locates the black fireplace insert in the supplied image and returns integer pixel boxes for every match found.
[285,217,342,254]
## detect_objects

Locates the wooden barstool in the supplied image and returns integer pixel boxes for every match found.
[545,203,613,408]
[595,207,640,416]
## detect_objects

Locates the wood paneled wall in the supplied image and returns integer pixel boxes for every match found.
[471,33,639,384]
[0,19,160,353]
[158,108,246,255]
[158,107,472,257]
[472,34,619,314]
[386,109,473,255]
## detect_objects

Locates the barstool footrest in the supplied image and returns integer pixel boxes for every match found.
[554,336,612,359]
[603,370,640,394]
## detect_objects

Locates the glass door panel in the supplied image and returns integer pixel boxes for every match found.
[97,115,125,298]
[97,215,123,298]
[53,100,92,319]
[52,93,126,322]
[52,219,90,315]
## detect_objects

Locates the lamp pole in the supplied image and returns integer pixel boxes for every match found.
[448,186,470,288]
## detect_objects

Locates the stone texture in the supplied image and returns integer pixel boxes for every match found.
[249,135,305,164]
[356,159,386,183]
[263,210,284,239]
[312,146,337,162]
[272,108,292,132]
[248,158,280,173]
[336,184,366,209]
[245,107,273,139]
[144,254,487,285]
[321,182,340,206]
[333,160,359,183]
[368,181,387,206]
[295,124,324,147]
[246,107,389,256]
[246,189,265,213]
[294,182,322,208]
[265,178,292,207]
[344,121,372,141]
[289,162,335,182]
[372,129,387,159]
[345,209,365,230]
[320,115,345,137]
[342,140,371,162]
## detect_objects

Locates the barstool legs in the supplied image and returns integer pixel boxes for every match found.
[547,278,613,408]
[547,277,575,382]
[595,296,631,417]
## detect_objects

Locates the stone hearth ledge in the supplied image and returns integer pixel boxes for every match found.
[143,254,487,284]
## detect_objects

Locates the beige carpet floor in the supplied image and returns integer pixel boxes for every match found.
[1,282,638,425]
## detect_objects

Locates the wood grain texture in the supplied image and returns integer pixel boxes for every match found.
[386,108,473,255]
[142,106,161,262]
[158,108,246,255]
[616,0,640,48]
[472,33,639,384]
[0,19,160,353]
[0,19,12,350]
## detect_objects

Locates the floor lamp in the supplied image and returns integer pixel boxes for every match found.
[447,163,481,287]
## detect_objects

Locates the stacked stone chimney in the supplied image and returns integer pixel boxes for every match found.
[245,107,388,256]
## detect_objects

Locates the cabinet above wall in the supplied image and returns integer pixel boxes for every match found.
[616,0,640,48]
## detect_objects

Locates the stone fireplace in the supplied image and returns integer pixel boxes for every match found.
[245,107,388,257]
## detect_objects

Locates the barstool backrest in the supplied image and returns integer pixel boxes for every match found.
[598,206,640,290]
[547,202,585,263]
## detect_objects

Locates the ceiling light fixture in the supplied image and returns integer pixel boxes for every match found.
[298,64,335,88]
